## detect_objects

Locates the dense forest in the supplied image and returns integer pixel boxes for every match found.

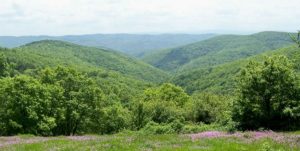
[0,31,299,136]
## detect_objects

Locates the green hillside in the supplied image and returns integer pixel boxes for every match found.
[0,40,169,82]
[1,33,300,137]
[143,31,294,72]
[0,34,215,57]
[171,45,300,94]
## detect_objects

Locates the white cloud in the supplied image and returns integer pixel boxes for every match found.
[0,0,299,36]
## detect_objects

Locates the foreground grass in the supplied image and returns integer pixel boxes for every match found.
[1,132,299,151]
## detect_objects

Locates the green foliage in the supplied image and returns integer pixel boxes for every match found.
[233,55,300,130]
[141,121,175,134]
[185,93,232,125]
[141,83,189,124]
[40,67,107,135]
[144,31,294,72]
[97,103,131,134]
[0,43,169,135]
[141,120,184,134]
[131,101,147,130]
[172,45,300,94]
[0,75,61,135]
[0,67,110,135]
[0,53,9,77]
[1,32,300,136]
[167,32,300,95]
[143,83,190,107]
[0,40,168,82]
[129,83,191,132]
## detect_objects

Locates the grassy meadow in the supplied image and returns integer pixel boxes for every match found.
[1,131,299,151]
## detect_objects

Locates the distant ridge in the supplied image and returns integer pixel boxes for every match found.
[0,34,216,57]
[143,31,295,72]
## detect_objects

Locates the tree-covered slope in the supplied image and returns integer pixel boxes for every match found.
[0,40,168,82]
[171,45,300,94]
[144,31,294,72]
[0,34,215,57]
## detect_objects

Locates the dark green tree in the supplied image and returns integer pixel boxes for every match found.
[0,53,9,77]
[233,55,300,130]
[131,101,147,130]
[39,67,106,135]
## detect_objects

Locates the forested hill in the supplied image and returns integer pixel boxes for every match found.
[143,31,294,72]
[0,40,169,82]
[0,34,215,57]
[1,31,300,136]
[171,44,300,94]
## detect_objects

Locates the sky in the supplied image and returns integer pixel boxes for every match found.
[0,0,299,36]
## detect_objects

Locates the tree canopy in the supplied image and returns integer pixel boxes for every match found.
[233,55,300,130]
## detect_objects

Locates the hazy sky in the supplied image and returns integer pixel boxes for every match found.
[0,0,299,36]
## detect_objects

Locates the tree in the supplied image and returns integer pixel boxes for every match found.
[139,83,189,124]
[0,66,111,136]
[98,103,130,134]
[0,53,9,77]
[0,75,60,135]
[131,101,147,130]
[39,67,106,135]
[233,55,300,130]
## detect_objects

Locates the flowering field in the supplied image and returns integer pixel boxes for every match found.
[0,131,299,151]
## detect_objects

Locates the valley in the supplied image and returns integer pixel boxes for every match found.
[0,31,300,150]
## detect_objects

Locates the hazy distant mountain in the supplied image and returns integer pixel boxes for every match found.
[0,34,215,57]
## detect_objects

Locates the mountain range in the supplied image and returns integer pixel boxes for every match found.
[1,31,298,95]
[0,34,215,57]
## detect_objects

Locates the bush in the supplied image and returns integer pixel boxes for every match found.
[97,104,131,134]
[134,83,189,128]
[141,120,185,134]
[142,121,175,134]
[185,93,232,124]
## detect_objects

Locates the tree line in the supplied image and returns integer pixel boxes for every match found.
[0,50,300,136]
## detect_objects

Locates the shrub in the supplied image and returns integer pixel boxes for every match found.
[134,83,189,128]
[142,121,175,134]
[185,93,232,124]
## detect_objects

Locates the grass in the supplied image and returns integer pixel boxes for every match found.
[290,131,300,135]
[1,132,299,151]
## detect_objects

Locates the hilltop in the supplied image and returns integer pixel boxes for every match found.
[143,31,294,72]
[0,40,168,82]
